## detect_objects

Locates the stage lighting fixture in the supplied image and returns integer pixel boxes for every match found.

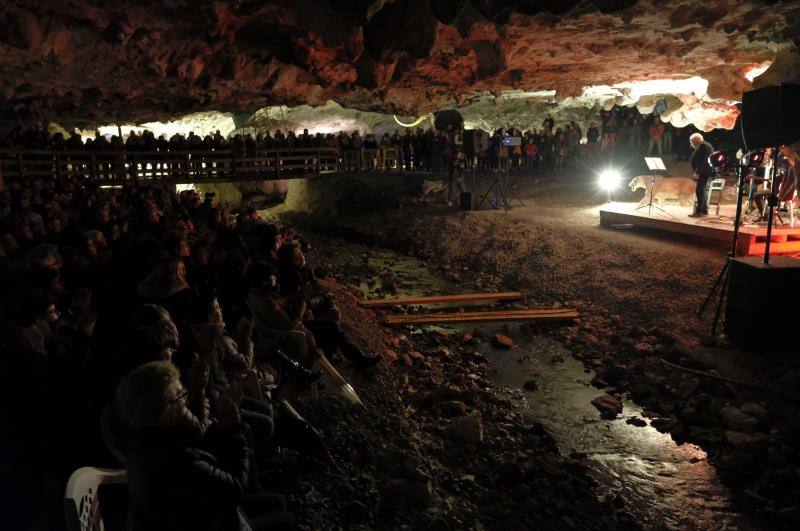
[709,150,728,168]
[743,149,765,168]
[598,169,621,191]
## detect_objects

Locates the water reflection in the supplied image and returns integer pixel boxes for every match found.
[313,235,753,530]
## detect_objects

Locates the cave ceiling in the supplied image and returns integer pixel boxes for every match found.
[1,0,799,129]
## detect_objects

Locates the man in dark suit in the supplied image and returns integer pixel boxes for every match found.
[689,133,714,217]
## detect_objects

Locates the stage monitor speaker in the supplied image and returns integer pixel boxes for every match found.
[741,84,800,149]
[724,256,800,352]
[460,191,474,210]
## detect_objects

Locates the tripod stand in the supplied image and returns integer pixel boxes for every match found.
[478,146,525,213]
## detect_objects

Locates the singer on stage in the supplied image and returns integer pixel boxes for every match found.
[689,133,714,217]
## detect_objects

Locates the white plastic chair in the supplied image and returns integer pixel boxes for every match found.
[64,467,127,531]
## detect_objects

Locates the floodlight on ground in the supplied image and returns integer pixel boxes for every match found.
[598,169,622,191]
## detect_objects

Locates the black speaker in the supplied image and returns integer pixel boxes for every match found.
[741,84,800,149]
[725,256,800,352]
[460,191,474,210]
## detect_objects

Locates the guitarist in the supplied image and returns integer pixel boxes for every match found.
[689,133,714,217]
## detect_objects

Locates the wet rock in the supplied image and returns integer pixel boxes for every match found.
[719,406,760,433]
[626,416,647,427]
[450,411,484,443]
[523,380,538,391]
[650,417,675,433]
[493,333,514,349]
[724,431,769,452]
[439,400,467,416]
[591,394,623,419]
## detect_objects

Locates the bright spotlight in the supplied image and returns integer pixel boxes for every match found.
[598,169,622,191]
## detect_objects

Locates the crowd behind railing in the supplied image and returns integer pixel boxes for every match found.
[1,106,704,182]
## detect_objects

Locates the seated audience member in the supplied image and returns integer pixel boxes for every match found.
[277,240,339,322]
[115,361,295,531]
[137,256,197,324]
[248,262,378,371]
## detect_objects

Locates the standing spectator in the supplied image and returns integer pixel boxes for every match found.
[662,123,673,155]
[647,118,665,156]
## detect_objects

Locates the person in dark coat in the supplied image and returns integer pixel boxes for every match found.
[689,132,714,217]
[115,361,294,531]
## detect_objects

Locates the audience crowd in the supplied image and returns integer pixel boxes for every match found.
[0,168,386,529]
[2,104,700,178]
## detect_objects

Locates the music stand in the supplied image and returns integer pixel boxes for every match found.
[636,157,668,214]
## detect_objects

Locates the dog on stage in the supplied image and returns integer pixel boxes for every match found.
[628,175,696,208]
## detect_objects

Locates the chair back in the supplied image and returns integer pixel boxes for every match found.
[64,467,127,531]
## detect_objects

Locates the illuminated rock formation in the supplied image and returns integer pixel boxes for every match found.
[1,0,797,130]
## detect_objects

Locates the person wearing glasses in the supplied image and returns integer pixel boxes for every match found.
[116,361,295,531]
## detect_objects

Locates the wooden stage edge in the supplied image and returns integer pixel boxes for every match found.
[599,202,800,256]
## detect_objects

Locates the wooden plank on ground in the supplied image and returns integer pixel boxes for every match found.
[360,291,524,309]
[385,308,578,325]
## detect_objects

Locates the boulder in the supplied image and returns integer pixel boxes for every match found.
[626,416,647,427]
[591,394,623,419]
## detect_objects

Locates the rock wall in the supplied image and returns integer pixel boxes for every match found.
[1,1,797,131]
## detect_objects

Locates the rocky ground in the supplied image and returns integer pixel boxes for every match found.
[273,175,800,528]
[267,280,636,531]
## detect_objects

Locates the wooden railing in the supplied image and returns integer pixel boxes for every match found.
[0,146,402,184]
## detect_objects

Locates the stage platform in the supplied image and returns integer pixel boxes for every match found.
[599,202,800,256]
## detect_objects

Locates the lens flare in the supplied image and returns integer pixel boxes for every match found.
[598,169,622,191]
